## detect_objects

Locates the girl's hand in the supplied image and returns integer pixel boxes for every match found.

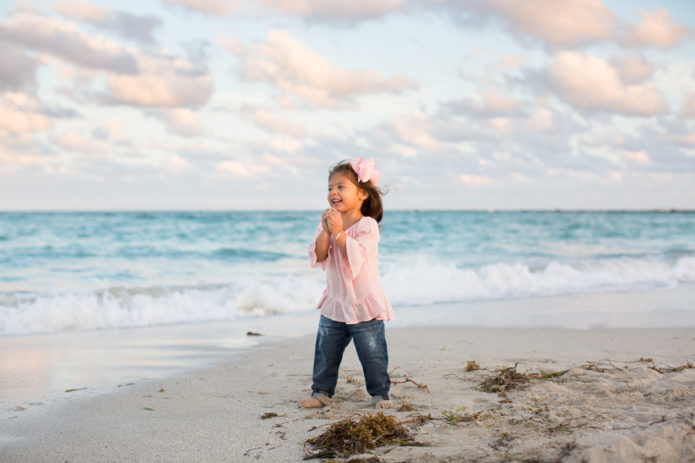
[321,209,332,233]
[324,208,343,236]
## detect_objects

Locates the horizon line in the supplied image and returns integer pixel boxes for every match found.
[1,208,694,213]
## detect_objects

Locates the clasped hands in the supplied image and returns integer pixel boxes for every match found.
[322,208,343,237]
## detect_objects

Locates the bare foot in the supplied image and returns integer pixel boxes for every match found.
[375,399,393,409]
[298,396,325,408]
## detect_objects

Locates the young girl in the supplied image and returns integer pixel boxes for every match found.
[299,158,394,410]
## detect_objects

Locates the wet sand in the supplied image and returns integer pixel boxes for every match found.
[2,325,694,462]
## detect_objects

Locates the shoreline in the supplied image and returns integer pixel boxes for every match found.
[2,325,694,462]
[2,284,695,417]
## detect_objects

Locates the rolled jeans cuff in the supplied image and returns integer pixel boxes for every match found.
[312,391,331,405]
[371,394,390,404]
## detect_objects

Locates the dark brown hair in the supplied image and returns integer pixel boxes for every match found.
[329,160,385,223]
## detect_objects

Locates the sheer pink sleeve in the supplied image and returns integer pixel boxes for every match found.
[344,218,379,280]
[308,222,329,270]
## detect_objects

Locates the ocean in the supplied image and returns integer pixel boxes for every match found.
[2,210,695,409]
[2,210,694,336]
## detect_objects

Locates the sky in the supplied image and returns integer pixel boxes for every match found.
[0,0,694,211]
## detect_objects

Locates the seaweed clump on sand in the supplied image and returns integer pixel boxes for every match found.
[478,363,529,395]
[478,363,569,396]
[304,412,418,460]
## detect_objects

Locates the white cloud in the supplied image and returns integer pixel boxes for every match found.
[622,9,693,48]
[257,0,406,23]
[0,92,52,135]
[0,11,208,108]
[388,110,443,152]
[164,154,187,173]
[0,38,39,91]
[460,173,492,186]
[53,130,108,153]
[106,55,212,108]
[465,0,616,47]
[163,0,405,21]
[448,88,520,118]
[661,134,695,147]
[620,149,650,164]
[548,51,667,116]
[150,108,205,137]
[680,94,695,119]
[162,0,241,16]
[609,54,654,84]
[54,0,109,23]
[0,146,55,174]
[449,1,692,50]
[0,12,138,73]
[268,137,303,154]
[215,159,269,177]
[220,30,418,108]
[55,0,161,45]
[242,106,308,138]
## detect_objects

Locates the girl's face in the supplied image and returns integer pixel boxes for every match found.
[327,172,368,215]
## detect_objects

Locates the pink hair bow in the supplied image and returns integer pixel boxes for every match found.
[350,158,381,186]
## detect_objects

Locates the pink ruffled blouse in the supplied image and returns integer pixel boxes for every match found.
[308,216,394,324]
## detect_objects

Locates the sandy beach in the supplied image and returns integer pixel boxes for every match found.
[2,325,694,462]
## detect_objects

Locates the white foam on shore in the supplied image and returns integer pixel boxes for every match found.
[1,256,694,336]
[0,278,323,336]
[382,255,695,305]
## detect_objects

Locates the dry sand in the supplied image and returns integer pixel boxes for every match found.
[2,326,694,462]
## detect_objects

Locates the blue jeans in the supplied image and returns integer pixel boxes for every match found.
[311,315,390,400]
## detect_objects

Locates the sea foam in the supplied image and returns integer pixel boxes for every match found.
[2,255,694,336]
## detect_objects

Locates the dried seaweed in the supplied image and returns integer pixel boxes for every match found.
[397,401,417,412]
[648,360,693,374]
[441,408,485,425]
[528,369,569,379]
[303,412,421,459]
[390,377,430,393]
[466,360,481,371]
[478,363,529,395]
[64,387,87,393]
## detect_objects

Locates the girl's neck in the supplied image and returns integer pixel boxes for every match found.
[340,210,363,228]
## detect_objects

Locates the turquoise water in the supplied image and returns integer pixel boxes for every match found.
[1,211,694,336]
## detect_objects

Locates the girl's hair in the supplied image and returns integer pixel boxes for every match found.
[329,160,385,223]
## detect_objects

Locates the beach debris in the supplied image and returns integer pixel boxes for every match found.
[491,432,515,450]
[391,377,430,393]
[478,364,571,395]
[65,387,87,393]
[143,407,154,411]
[466,360,481,371]
[579,358,694,375]
[397,401,417,412]
[261,412,286,419]
[441,408,485,425]
[478,363,529,395]
[528,369,569,379]
[647,360,693,374]
[117,382,135,388]
[246,331,263,336]
[159,388,165,393]
[303,412,424,459]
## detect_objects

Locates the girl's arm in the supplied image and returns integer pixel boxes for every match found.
[313,227,331,262]
[313,208,333,262]
[324,209,348,259]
